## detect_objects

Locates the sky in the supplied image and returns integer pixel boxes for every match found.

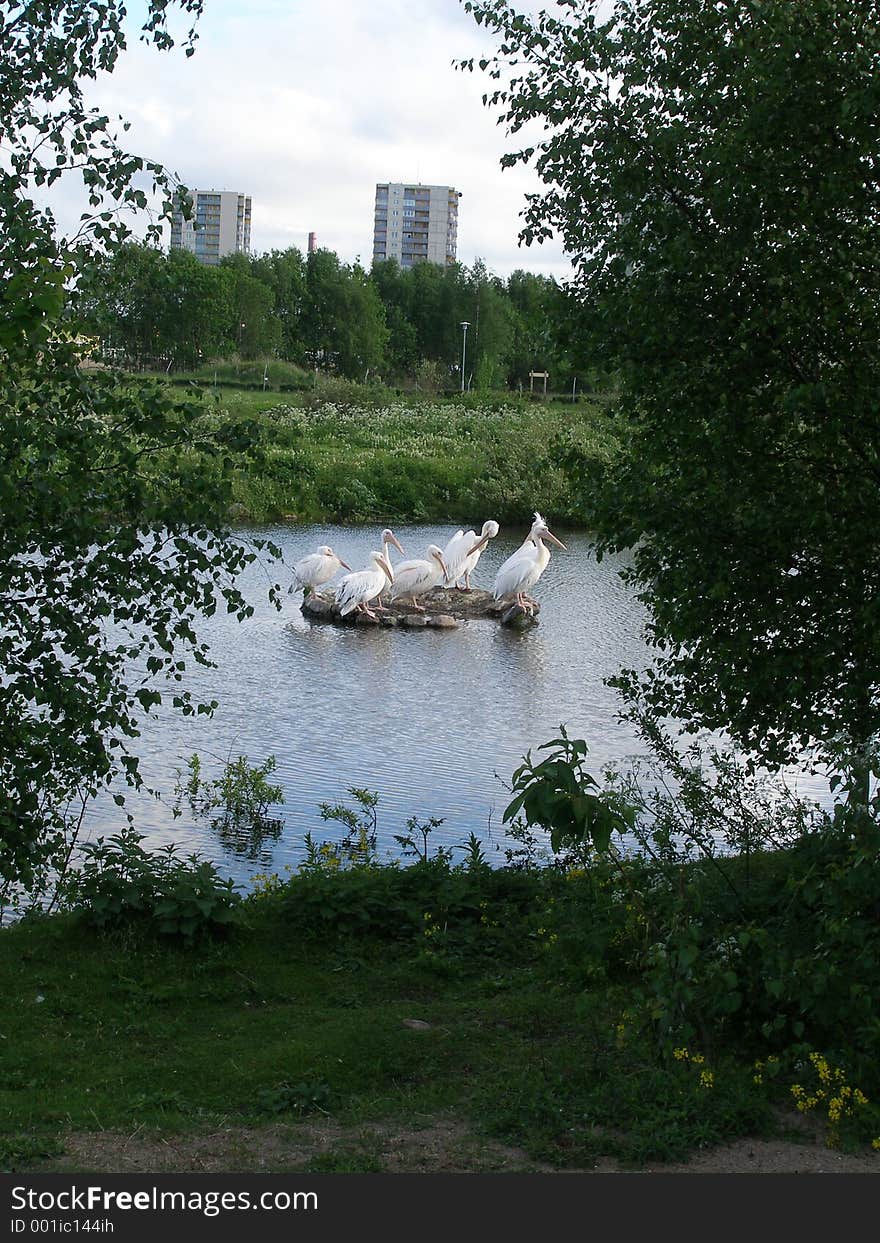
[64,0,575,281]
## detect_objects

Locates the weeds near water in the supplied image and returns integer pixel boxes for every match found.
[315,787,380,866]
[393,815,449,864]
[173,752,284,861]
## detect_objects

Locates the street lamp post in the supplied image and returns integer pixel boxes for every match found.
[459,321,470,393]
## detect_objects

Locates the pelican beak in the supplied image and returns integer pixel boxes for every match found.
[378,554,394,584]
[338,559,352,571]
[435,553,449,579]
[467,534,490,556]
[545,530,567,550]
[386,533,405,556]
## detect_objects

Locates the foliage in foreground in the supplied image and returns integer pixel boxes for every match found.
[466,0,880,787]
[36,732,880,1165]
[5,812,879,1169]
[254,777,880,1130]
[59,828,241,941]
[0,1,283,905]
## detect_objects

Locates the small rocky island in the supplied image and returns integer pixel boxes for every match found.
[301,586,539,629]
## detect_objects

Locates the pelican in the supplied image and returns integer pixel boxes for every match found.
[375,528,406,603]
[381,528,406,566]
[335,551,395,620]
[491,513,566,613]
[291,545,352,598]
[444,519,500,590]
[390,545,449,611]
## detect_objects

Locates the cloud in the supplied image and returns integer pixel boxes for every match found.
[46,0,575,280]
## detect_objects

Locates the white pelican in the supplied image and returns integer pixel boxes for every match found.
[335,551,395,620]
[376,528,406,603]
[390,545,449,611]
[491,513,566,613]
[291,545,352,598]
[381,528,406,565]
[444,519,500,590]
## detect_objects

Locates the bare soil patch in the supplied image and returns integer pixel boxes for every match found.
[41,1114,880,1175]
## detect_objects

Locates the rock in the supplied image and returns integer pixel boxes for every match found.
[299,584,540,629]
[402,1019,432,1031]
[500,603,539,628]
[301,596,336,620]
[429,587,497,619]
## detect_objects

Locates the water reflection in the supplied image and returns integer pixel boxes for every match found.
[209,814,284,864]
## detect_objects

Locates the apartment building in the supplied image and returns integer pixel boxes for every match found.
[170,190,252,265]
[372,183,461,268]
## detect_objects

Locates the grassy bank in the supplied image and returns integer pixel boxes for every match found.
[3,805,879,1174]
[164,382,620,525]
[0,880,774,1174]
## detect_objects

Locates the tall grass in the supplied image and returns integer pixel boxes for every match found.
[178,391,622,524]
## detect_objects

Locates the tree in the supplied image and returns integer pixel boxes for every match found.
[465,0,880,786]
[220,253,280,360]
[506,271,579,391]
[251,247,308,362]
[0,2,279,905]
[301,249,388,379]
[161,249,236,366]
[409,261,471,369]
[369,259,420,378]
[78,242,172,363]
[465,258,516,390]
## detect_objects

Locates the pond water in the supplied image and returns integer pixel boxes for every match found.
[84,521,831,891]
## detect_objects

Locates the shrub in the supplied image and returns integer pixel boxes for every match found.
[174,753,283,832]
[60,828,241,941]
[502,711,880,1093]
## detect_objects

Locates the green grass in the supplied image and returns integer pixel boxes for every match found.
[0,899,778,1174]
[161,383,622,524]
[5,712,878,1177]
[4,825,880,1174]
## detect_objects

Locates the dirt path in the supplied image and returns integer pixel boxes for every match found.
[40,1116,880,1175]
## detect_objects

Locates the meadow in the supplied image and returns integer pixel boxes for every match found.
[163,380,620,525]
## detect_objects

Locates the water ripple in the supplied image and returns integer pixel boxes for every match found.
[82,521,831,889]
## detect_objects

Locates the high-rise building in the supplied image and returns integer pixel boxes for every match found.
[170,190,252,265]
[372,183,461,268]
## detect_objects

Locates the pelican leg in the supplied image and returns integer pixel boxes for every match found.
[463,571,472,592]
[516,592,535,615]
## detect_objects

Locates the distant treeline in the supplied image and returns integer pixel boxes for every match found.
[75,244,597,389]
